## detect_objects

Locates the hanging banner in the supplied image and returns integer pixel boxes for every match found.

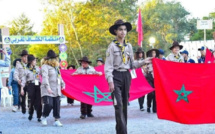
[2,35,65,44]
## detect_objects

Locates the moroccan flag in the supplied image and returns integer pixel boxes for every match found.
[136,9,143,47]
[61,65,154,106]
[153,58,215,124]
[205,48,215,63]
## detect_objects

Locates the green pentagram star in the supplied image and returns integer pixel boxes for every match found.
[174,84,192,103]
[84,86,112,103]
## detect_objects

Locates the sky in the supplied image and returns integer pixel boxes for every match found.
[0,0,214,33]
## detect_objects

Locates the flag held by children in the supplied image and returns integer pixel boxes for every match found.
[153,58,215,124]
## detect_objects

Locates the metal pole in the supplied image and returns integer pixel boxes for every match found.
[204,29,206,47]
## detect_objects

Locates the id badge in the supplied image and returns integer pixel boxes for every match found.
[35,80,39,86]
[58,78,61,85]
[130,69,137,79]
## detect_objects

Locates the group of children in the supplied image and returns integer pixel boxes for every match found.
[8,49,65,126]
[2,19,208,134]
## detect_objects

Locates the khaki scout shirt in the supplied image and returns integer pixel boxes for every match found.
[73,66,99,75]
[166,53,184,62]
[40,64,65,97]
[136,59,154,77]
[21,66,41,87]
[105,41,145,83]
[14,61,27,82]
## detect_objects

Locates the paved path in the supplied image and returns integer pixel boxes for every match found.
[0,98,215,134]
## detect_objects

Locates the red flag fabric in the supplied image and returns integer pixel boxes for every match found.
[61,65,154,106]
[136,9,143,46]
[205,48,215,63]
[153,58,215,124]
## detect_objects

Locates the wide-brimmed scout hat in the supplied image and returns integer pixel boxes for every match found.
[78,56,92,64]
[169,41,183,50]
[19,50,28,56]
[44,50,58,60]
[146,49,159,57]
[109,19,132,35]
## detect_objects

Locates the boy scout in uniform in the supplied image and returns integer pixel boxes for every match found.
[105,19,152,134]
[21,54,42,122]
[14,50,28,114]
[145,49,159,113]
[166,41,184,62]
[134,47,145,111]
[73,56,102,119]
[40,50,65,127]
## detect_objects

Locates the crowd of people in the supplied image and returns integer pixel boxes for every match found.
[0,19,210,134]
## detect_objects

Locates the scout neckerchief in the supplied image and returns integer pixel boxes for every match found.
[114,40,129,64]
[21,62,26,69]
[56,67,61,78]
[28,66,38,79]
[174,53,182,62]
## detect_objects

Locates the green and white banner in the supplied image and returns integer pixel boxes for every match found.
[2,35,65,44]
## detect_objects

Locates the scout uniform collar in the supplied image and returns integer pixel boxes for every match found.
[113,40,129,64]
[56,67,61,77]
[21,62,26,69]
[28,66,36,72]
[172,53,183,62]
[113,39,128,46]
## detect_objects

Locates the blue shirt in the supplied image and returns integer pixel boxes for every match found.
[198,56,205,63]
[0,54,10,88]
[185,58,195,63]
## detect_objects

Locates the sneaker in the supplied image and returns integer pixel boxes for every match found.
[140,108,144,111]
[12,106,18,112]
[41,117,47,126]
[80,114,86,119]
[53,120,63,127]
[28,115,33,121]
[147,108,151,113]
[87,113,94,118]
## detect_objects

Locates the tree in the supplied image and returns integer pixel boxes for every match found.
[37,0,139,66]
[9,13,35,63]
[141,0,192,53]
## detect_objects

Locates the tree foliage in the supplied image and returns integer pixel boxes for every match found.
[9,13,35,64]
